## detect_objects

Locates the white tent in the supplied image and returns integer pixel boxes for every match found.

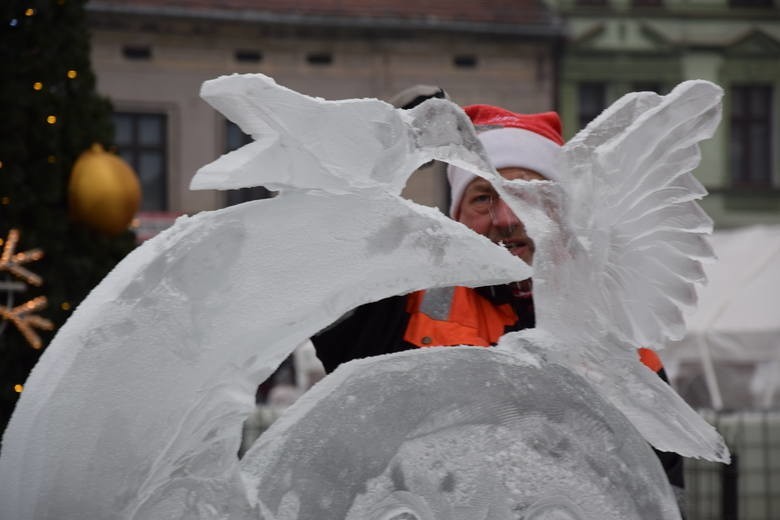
[661,225,780,410]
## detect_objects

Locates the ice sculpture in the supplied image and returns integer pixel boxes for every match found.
[0,74,727,520]
[492,81,730,459]
[0,75,528,519]
[241,346,681,519]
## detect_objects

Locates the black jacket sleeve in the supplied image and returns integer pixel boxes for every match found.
[653,367,686,490]
[311,295,413,373]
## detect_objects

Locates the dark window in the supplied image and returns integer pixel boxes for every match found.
[234,49,263,63]
[578,82,607,130]
[730,85,773,187]
[224,121,274,206]
[113,112,167,210]
[730,0,772,6]
[306,52,333,65]
[453,55,478,68]
[632,82,663,94]
[632,0,663,6]
[122,45,152,60]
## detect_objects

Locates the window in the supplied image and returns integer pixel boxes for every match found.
[113,112,167,210]
[631,82,663,94]
[122,45,152,61]
[730,0,772,6]
[234,49,262,63]
[453,55,478,68]
[578,82,607,130]
[306,52,333,65]
[730,85,773,187]
[224,121,274,206]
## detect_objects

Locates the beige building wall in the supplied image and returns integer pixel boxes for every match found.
[89,17,556,215]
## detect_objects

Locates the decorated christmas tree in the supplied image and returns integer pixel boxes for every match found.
[0,0,138,437]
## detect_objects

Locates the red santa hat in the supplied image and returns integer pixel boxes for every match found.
[447,105,564,218]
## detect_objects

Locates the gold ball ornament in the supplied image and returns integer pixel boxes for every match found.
[69,143,142,235]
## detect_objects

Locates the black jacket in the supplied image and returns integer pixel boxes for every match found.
[313,284,534,373]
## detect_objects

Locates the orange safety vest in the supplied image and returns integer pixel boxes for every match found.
[403,287,663,374]
[403,286,518,348]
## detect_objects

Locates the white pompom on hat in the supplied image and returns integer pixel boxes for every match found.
[447,105,564,218]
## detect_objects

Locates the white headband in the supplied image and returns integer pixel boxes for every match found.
[447,127,563,218]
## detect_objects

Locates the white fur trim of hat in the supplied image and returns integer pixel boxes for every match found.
[447,127,563,218]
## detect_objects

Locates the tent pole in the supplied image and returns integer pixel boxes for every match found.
[698,333,723,410]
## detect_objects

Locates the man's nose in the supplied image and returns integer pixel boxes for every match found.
[490,198,520,230]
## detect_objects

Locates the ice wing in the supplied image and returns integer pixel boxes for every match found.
[600,348,730,461]
[0,193,529,520]
[562,80,722,351]
[499,329,730,463]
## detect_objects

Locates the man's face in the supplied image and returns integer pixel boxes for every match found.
[456,167,546,265]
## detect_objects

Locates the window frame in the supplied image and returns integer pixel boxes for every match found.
[577,82,608,130]
[112,111,169,211]
[729,84,774,188]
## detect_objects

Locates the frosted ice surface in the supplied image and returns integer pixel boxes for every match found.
[0,75,528,519]
[490,80,729,463]
[191,74,495,195]
[241,347,681,520]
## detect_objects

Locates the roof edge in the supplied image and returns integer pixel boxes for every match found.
[86,2,565,38]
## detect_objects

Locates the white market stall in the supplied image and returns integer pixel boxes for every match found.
[661,224,780,410]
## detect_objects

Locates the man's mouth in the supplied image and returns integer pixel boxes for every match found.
[500,239,532,256]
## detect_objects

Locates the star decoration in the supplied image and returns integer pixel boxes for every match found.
[0,296,54,350]
[1,229,44,286]
[1,228,52,349]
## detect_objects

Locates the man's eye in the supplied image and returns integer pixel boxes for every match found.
[472,195,492,205]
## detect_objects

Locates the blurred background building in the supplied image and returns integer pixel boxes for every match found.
[551,0,780,229]
[86,0,780,232]
[86,0,563,220]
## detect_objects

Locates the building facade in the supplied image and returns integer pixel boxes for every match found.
[551,0,780,228]
[87,0,563,220]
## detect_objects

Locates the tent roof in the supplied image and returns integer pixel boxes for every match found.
[687,224,780,336]
[662,225,780,409]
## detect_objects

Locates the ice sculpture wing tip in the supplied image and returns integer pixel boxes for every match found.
[554,79,722,349]
[525,81,728,461]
